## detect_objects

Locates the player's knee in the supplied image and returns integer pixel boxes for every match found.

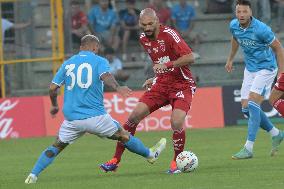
[269,95,277,106]
[128,112,143,124]
[45,150,56,158]
[116,130,130,143]
[170,118,184,130]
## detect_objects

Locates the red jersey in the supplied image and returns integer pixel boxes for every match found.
[72,11,88,30]
[140,25,195,89]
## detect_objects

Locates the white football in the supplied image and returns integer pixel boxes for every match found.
[176,151,198,172]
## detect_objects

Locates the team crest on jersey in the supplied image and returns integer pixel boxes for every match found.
[157,40,166,52]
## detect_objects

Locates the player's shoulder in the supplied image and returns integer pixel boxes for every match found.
[161,25,181,43]
[229,18,239,29]
[252,17,270,30]
[252,17,273,35]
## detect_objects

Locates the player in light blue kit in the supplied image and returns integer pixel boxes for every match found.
[24,34,166,184]
[225,0,284,159]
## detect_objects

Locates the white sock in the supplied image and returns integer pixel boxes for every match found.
[269,127,280,137]
[244,140,254,152]
[148,149,155,158]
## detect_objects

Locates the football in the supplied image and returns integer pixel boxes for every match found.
[176,151,198,173]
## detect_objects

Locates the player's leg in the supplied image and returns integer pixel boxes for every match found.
[242,99,276,140]
[112,102,151,163]
[233,69,282,159]
[101,89,169,172]
[269,73,284,116]
[25,139,68,184]
[83,114,165,172]
[110,128,166,164]
[167,87,194,174]
[269,74,284,155]
[25,120,84,184]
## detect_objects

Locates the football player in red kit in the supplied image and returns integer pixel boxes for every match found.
[100,8,196,174]
[270,74,284,117]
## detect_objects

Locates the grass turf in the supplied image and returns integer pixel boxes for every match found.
[0,126,284,189]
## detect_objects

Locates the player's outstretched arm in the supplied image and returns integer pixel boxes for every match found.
[153,53,194,74]
[270,38,284,76]
[225,37,239,73]
[101,72,132,97]
[49,83,60,116]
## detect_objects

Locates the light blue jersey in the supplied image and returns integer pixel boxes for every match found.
[52,51,110,121]
[230,17,277,72]
[88,5,118,33]
[171,3,195,31]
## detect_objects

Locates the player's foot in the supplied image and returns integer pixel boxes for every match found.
[147,138,167,164]
[99,158,119,173]
[24,173,37,184]
[232,147,253,160]
[166,160,182,174]
[271,131,284,156]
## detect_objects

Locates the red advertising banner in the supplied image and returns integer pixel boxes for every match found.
[43,87,224,136]
[104,87,224,131]
[43,96,64,136]
[0,97,46,139]
[0,87,225,139]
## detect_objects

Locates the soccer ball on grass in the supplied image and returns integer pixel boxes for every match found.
[176,151,198,172]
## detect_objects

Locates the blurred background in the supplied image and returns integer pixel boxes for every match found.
[1,0,284,98]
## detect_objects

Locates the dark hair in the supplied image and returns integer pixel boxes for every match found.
[236,0,251,8]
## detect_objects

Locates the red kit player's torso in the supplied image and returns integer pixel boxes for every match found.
[140,25,195,90]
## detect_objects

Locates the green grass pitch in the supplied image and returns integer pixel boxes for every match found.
[0,126,284,189]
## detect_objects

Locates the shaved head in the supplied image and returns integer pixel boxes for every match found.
[80,34,100,53]
[139,8,159,39]
[139,8,158,20]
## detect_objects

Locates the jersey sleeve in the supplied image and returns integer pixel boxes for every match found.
[257,24,275,45]
[52,62,66,86]
[165,28,192,56]
[98,58,111,79]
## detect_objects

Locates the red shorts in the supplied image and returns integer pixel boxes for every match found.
[139,83,196,113]
[274,73,284,91]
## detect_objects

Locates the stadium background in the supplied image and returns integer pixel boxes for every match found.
[1,0,283,139]
[1,1,284,189]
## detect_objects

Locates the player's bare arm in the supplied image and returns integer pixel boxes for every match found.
[270,38,284,76]
[101,72,132,97]
[49,83,60,116]
[153,53,194,73]
[225,37,239,73]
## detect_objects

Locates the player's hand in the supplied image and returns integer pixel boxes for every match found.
[50,105,59,117]
[142,78,154,90]
[153,64,167,74]
[117,86,132,97]
[225,60,234,73]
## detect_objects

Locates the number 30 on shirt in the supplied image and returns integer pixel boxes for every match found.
[65,63,92,90]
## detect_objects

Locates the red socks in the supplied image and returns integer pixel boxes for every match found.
[172,129,186,161]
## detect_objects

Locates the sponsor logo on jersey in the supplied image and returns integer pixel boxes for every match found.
[157,40,166,52]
